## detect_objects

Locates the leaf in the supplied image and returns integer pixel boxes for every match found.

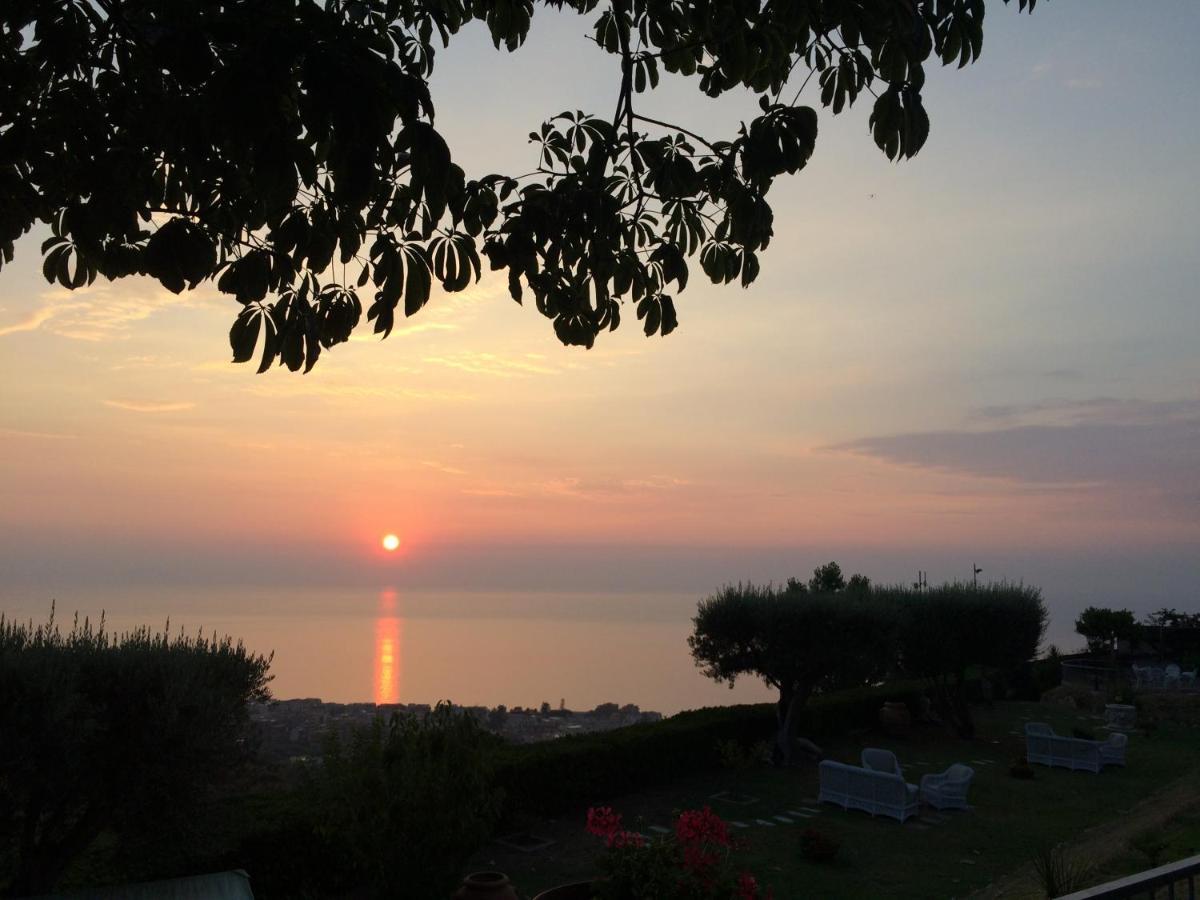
[229,307,263,363]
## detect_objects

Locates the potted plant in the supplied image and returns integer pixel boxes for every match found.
[562,805,770,900]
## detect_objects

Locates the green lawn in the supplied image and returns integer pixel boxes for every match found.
[473,701,1200,899]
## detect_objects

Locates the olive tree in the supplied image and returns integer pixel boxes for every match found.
[689,581,893,765]
[886,581,1046,737]
[1075,606,1136,656]
[0,608,272,895]
[2,0,1040,372]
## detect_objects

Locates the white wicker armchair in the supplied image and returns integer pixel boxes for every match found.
[861,748,902,776]
[1100,733,1128,767]
[1165,664,1182,689]
[919,764,974,811]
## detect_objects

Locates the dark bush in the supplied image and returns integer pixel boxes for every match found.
[0,609,271,895]
[799,828,840,863]
[305,703,503,900]
[496,681,926,816]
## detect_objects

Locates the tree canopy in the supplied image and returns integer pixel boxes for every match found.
[1074,606,1136,656]
[0,609,272,894]
[884,580,1046,736]
[2,0,1038,372]
[689,580,893,763]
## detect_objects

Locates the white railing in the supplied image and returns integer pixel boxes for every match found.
[1056,854,1200,899]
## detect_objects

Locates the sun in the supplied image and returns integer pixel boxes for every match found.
[381,533,400,552]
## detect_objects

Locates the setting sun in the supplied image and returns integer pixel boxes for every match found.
[381,534,400,552]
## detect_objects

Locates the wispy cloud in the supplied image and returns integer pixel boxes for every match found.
[103,399,196,413]
[0,428,78,440]
[421,460,467,476]
[425,352,559,377]
[461,487,520,497]
[828,398,1200,509]
[0,306,63,338]
[1,282,202,342]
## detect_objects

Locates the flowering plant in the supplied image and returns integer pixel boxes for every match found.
[585,805,770,900]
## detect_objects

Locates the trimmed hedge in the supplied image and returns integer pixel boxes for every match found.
[495,680,928,816]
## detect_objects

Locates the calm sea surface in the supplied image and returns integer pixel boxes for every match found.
[2,587,775,714]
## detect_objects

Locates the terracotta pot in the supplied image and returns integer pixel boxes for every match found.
[879,701,912,736]
[531,881,596,900]
[452,871,519,900]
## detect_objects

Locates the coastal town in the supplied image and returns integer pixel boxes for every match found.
[249,698,664,762]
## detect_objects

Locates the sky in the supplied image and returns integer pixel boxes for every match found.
[2,0,1198,644]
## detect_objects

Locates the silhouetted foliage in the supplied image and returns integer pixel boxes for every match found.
[306,703,502,899]
[0,608,271,895]
[807,561,846,593]
[494,681,928,816]
[885,581,1046,737]
[1,0,1040,371]
[688,582,894,765]
[1074,606,1136,655]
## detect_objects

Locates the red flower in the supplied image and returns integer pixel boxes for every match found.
[674,806,731,848]
[735,872,759,900]
[607,830,646,850]
[586,806,623,839]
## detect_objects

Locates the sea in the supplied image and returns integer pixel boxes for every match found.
[1,586,777,714]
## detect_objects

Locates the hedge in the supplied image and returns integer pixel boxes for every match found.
[495,680,929,816]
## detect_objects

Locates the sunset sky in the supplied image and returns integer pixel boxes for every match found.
[2,0,1198,642]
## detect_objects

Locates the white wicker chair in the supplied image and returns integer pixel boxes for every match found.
[1024,722,1103,773]
[861,748,902,776]
[1131,665,1148,689]
[919,764,974,811]
[1100,733,1128,767]
[818,760,919,823]
[1182,668,1198,689]
[1164,664,1182,690]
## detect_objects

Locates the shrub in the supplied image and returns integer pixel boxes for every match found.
[496,681,927,817]
[0,608,271,895]
[306,703,503,899]
[1032,844,1094,898]
[799,828,840,863]
[1129,833,1169,868]
[1010,757,1035,780]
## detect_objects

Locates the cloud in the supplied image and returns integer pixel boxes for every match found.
[829,398,1200,506]
[0,306,62,338]
[425,352,559,377]
[103,399,196,413]
[421,460,467,476]
[1,282,202,342]
[461,487,521,497]
[347,321,458,342]
[0,428,78,440]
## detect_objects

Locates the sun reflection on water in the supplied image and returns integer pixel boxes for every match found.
[373,589,402,705]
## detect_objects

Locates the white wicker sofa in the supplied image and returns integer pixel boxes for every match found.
[818,759,919,823]
[1024,722,1103,773]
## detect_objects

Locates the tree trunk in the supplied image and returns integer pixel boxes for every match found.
[10,802,107,897]
[773,684,808,766]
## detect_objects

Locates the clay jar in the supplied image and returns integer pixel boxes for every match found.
[879,701,912,736]
[452,871,519,900]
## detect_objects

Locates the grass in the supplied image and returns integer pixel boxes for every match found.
[471,701,1200,899]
